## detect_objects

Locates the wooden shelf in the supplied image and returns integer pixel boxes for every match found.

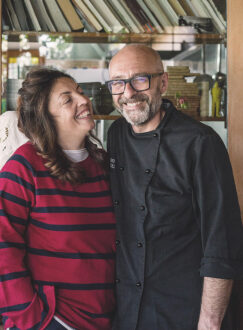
[0,112,224,122]
[2,31,225,44]
[93,114,225,122]
[200,116,225,121]
[93,115,120,120]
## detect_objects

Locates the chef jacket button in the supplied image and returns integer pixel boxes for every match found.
[153,133,158,137]
[119,166,124,171]
[145,169,151,174]
[140,205,145,211]
[114,200,119,205]
[115,278,120,284]
[137,242,143,248]
[115,240,120,245]
[136,282,142,287]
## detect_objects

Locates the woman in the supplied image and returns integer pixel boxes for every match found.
[0,68,116,330]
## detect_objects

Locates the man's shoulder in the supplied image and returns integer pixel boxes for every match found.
[161,99,213,138]
[167,110,228,155]
[169,108,216,138]
[110,116,126,129]
[108,117,128,137]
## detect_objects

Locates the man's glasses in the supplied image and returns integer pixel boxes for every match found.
[106,72,164,95]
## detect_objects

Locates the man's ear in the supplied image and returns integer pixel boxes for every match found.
[160,72,168,95]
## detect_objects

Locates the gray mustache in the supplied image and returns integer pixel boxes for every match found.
[119,95,149,105]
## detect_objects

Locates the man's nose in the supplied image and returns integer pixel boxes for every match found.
[123,81,137,98]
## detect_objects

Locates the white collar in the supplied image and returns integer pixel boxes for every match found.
[63,148,89,163]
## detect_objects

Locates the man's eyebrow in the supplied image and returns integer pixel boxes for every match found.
[110,75,124,80]
[111,72,149,80]
[133,72,148,76]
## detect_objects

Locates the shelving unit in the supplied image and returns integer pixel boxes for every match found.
[0,0,226,123]
[0,30,226,122]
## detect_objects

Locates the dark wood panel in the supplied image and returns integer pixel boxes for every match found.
[227,0,243,218]
[227,1,243,329]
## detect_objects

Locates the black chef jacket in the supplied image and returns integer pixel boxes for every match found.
[107,100,243,330]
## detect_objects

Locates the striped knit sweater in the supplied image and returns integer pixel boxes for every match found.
[0,142,116,330]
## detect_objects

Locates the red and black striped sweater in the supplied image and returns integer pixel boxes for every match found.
[0,142,116,330]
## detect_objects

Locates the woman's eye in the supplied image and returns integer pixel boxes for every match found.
[64,97,72,104]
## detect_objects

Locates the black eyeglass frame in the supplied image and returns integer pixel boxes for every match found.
[106,72,164,95]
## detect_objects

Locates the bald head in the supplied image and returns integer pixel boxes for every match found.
[108,44,168,131]
[109,44,164,77]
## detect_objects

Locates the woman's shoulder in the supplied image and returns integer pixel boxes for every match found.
[14,141,38,158]
[2,142,44,173]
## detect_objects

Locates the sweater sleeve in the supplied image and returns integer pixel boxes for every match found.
[0,151,55,329]
[192,131,243,279]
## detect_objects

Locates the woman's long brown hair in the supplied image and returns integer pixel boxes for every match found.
[17,67,107,184]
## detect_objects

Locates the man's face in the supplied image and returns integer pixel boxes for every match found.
[109,50,167,127]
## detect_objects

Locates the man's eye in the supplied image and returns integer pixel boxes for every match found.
[112,81,123,87]
[133,76,148,83]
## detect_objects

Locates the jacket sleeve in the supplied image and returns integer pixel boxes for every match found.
[0,154,55,330]
[192,131,243,279]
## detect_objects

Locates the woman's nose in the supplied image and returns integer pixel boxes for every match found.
[77,93,90,105]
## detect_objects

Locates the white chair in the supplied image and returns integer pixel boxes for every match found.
[0,111,28,170]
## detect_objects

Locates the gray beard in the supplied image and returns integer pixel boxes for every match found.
[116,97,162,126]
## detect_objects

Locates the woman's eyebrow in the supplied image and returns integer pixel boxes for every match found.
[58,91,71,100]
[76,85,83,92]
[58,84,82,100]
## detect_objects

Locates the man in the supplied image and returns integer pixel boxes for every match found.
[106,44,243,330]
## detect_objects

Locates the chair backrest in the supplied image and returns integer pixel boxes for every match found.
[0,111,28,170]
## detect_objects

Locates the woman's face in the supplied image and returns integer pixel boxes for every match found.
[48,77,95,150]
